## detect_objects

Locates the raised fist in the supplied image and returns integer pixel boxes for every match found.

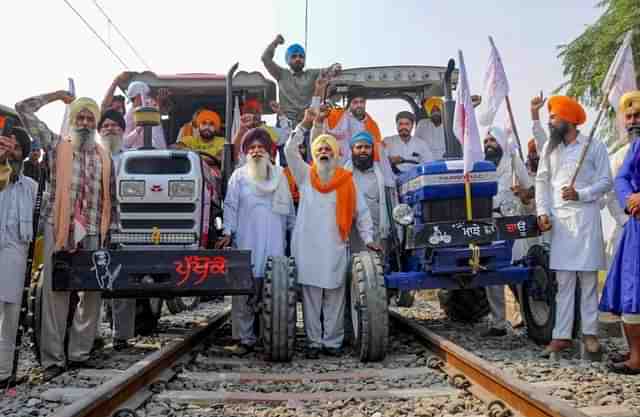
[531,91,547,112]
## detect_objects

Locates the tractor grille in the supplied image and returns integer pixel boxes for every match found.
[121,219,195,229]
[422,197,493,223]
[120,203,196,213]
[124,155,191,175]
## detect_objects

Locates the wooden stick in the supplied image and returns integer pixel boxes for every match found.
[505,95,524,162]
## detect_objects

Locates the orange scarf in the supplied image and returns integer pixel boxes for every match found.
[327,108,384,161]
[283,167,300,203]
[309,165,356,242]
[53,139,112,251]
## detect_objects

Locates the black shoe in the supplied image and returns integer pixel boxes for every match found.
[322,346,344,357]
[0,377,22,389]
[67,360,96,370]
[306,347,321,359]
[224,343,254,356]
[481,327,507,338]
[607,361,640,375]
[42,365,65,381]
[91,337,105,354]
[113,339,131,351]
[608,352,630,363]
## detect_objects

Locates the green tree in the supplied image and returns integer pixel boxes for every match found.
[558,0,640,108]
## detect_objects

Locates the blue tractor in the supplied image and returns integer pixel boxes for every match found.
[327,61,556,362]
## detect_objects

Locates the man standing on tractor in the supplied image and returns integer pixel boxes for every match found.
[101,71,130,115]
[286,108,378,358]
[415,97,446,161]
[15,91,117,380]
[385,111,433,174]
[216,128,295,355]
[482,126,532,337]
[535,96,612,359]
[261,34,340,125]
[0,126,38,387]
[96,109,134,351]
[123,81,167,150]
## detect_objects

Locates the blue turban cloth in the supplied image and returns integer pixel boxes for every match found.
[285,44,305,63]
[350,131,374,147]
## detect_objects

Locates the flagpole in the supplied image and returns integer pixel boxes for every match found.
[464,175,473,221]
[505,96,524,162]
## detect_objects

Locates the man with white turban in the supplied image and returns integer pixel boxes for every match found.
[16,90,117,380]
[122,81,167,150]
[216,128,295,355]
[286,108,378,358]
[482,126,532,337]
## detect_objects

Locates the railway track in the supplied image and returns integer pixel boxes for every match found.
[21,304,634,417]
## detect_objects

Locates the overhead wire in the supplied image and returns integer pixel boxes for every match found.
[61,0,130,69]
[92,0,151,70]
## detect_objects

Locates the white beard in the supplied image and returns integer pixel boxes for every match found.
[247,156,269,181]
[70,128,96,151]
[97,134,123,154]
[316,158,337,183]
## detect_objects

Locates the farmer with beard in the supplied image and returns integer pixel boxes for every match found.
[16,91,117,379]
[216,128,295,355]
[286,108,378,358]
[96,109,134,351]
[177,109,224,162]
[0,126,37,386]
[535,96,612,358]
[262,34,340,125]
[415,97,446,161]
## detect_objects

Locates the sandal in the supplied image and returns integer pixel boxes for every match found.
[607,361,640,375]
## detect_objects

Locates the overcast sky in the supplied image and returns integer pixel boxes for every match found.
[3,1,614,232]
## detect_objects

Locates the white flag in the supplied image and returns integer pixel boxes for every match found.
[454,50,484,175]
[478,37,510,127]
[604,30,637,110]
[231,97,241,138]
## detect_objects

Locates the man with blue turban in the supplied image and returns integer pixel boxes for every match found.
[262,34,341,125]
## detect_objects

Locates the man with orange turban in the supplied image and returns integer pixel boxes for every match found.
[285,108,378,359]
[415,97,446,161]
[177,109,225,162]
[535,95,612,359]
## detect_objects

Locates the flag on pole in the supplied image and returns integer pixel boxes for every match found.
[604,30,637,110]
[231,96,241,138]
[454,50,484,175]
[478,36,510,127]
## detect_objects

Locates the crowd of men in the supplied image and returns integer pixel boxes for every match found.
[1,33,640,386]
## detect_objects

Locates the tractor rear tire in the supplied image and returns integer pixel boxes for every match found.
[438,288,490,323]
[166,297,201,314]
[351,251,388,362]
[522,245,556,345]
[262,256,297,362]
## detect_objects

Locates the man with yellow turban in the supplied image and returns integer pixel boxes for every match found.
[177,109,225,162]
[415,97,446,161]
[16,90,117,380]
[286,108,378,359]
[535,95,612,359]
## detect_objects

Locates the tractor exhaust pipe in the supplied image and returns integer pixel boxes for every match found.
[442,59,462,159]
[222,62,239,197]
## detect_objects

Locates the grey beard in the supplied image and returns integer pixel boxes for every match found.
[316,159,336,183]
[247,157,269,181]
[98,133,123,154]
[71,127,96,150]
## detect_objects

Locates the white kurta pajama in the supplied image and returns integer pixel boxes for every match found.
[535,133,613,339]
[485,146,532,330]
[223,164,294,346]
[415,119,446,161]
[0,175,37,380]
[603,143,631,269]
[286,126,375,349]
[384,135,434,173]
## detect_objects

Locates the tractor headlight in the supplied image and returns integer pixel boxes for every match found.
[393,204,414,226]
[169,180,195,198]
[120,180,145,197]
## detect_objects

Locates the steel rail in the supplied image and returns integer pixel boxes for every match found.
[52,308,231,417]
[389,311,589,417]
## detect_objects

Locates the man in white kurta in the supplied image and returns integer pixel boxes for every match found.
[0,128,37,385]
[286,109,376,358]
[535,96,613,357]
[385,111,433,174]
[482,127,532,337]
[219,128,294,353]
[415,97,446,161]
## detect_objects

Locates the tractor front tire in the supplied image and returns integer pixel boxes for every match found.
[262,256,297,362]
